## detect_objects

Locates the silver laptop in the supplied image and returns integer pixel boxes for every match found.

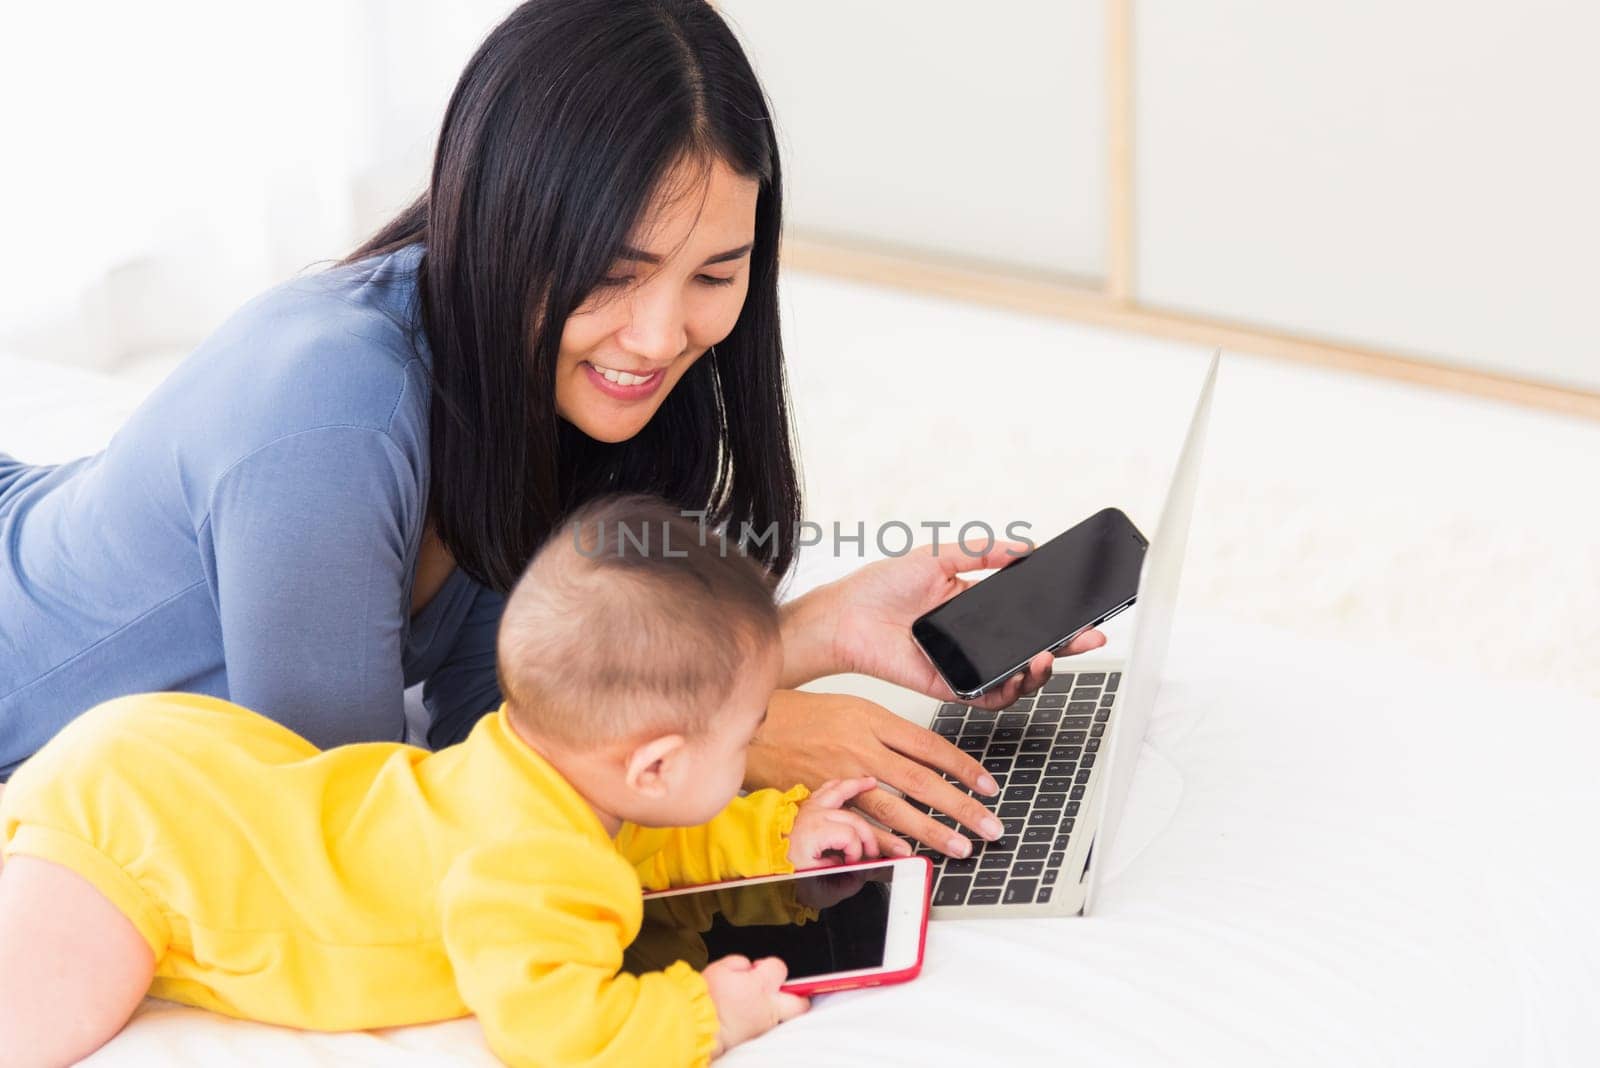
[914,351,1219,918]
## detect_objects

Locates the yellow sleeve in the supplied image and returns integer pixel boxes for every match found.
[623,785,809,892]
[439,832,721,1068]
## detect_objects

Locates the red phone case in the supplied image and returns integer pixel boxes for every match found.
[781,856,932,996]
[641,857,933,997]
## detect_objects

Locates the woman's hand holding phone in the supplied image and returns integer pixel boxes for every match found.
[910,509,1146,699]
[818,538,1109,709]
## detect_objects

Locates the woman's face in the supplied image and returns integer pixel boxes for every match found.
[555,156,760,444]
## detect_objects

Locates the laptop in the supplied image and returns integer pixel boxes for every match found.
[913,350,1220,918]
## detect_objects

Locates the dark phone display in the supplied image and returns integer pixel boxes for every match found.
[622,867,894,982]
[912,508,1148,696]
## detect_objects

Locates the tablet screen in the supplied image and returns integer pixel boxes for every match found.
[623,866,895,981]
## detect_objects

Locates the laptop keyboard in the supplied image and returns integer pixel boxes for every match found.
[912,670,1120,909]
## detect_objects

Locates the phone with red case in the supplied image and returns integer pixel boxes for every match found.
[626,856,931,996]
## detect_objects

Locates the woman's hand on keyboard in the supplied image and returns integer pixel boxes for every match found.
[752,691,1000,858]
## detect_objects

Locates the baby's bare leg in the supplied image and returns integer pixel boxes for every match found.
[0,856,155,1068]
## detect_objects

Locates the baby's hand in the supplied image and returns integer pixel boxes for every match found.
[787,776,882,869]
[704,954,809,1057]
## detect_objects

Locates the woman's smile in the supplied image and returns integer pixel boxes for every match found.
[582,359,668,401]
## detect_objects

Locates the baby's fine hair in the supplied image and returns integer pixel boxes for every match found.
[495,493,782,744]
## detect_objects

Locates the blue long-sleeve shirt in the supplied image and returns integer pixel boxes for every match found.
[0,244,503,778]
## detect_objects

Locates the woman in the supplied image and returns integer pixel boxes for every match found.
[0,0,1103,855]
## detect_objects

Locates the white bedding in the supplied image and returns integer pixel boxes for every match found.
[70,616,1600,1066]
[5,268,1599,1065]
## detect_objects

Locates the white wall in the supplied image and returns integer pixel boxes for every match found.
[6,2,1594,393]
[0,0,513,372]
[728,0,1600,393]
[1,2,364,369]
[1135,0,1600,392]
[718,0,1108,283]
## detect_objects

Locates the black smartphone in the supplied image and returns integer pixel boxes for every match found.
[911,507,1149,700]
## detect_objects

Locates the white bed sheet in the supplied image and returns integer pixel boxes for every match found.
[5,279,1600,1068]
[73,613,1600,1066]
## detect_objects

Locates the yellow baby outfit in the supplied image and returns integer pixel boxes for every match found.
[0,692,806,1066]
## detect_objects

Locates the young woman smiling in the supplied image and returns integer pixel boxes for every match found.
[0,0,1104,855]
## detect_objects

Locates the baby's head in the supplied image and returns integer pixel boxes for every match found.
[497,494,782,828]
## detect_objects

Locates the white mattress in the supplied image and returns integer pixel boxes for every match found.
[73,615,1600,1066]
[5,268,1599,1065]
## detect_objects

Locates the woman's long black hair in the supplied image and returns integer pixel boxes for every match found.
[346,0,800,593]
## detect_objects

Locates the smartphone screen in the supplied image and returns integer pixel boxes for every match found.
[623,866,895,982]
[912,507,1148,697]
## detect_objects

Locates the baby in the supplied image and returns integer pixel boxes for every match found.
[0,494,883,1067]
